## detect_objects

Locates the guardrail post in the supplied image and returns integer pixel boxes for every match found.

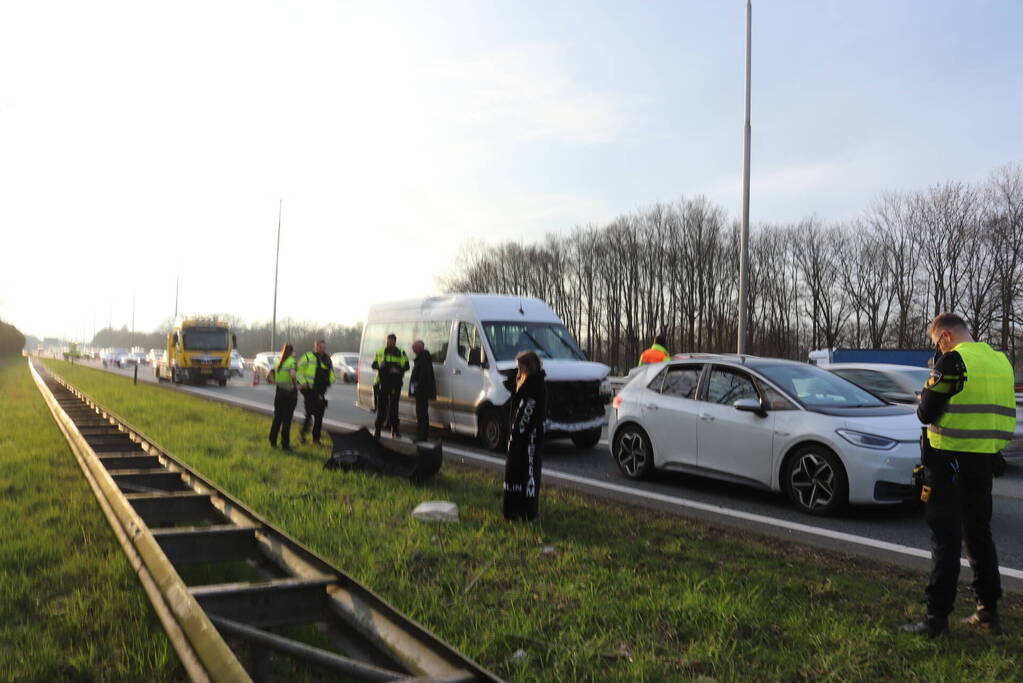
[134,365,138,385]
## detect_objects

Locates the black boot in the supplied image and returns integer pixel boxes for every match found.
[962,605,1002,634]
[373,426,381,439]
[901,614,949,638]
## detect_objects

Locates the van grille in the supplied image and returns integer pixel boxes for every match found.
[546,380,604,422]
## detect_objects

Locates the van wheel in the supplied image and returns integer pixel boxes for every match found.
[571,429,602,450]
[218,379,227,387]
[782,445,848,516]
[478,409,507,452]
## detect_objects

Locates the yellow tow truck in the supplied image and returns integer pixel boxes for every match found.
[155,317,236,386]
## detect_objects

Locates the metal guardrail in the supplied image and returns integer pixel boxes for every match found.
[30,359,500,682]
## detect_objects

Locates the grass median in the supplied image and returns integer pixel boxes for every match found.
[0,357,183,680]
[39,359,1023,681]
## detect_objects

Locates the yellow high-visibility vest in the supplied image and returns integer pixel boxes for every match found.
[274,356,297,389]
[297,351,335,387]
[928,342,1015,453]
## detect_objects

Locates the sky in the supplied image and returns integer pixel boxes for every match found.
[3,1,1022,342]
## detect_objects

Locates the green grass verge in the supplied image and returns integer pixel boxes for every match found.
[39,359,1023,681]
[0,357,183,681]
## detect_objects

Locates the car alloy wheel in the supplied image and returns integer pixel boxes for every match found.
[613,427,653,479]
[785,447,847,515]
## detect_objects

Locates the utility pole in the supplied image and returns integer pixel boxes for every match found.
[271,199,282,352]
[737,0,752,355]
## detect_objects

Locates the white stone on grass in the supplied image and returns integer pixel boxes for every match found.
[411,500,459,523]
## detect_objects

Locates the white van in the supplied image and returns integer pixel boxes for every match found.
[357,295,611,450]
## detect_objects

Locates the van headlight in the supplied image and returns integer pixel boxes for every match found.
[599,379,612,396]
[835,428,898,450]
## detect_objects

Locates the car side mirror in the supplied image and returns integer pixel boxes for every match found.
[467,347,485,368]
[734,397,767,417]
[232,334,237,347]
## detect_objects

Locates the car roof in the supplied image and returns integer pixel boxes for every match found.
[668,353,809,370]
[821,363,929,372]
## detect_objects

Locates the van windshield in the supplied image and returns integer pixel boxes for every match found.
[482,321,585,361]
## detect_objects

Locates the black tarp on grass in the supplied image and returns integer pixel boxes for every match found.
[324,428,442,483]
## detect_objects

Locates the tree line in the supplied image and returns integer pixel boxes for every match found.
[441,163,1023,373]
[0,319,26,356]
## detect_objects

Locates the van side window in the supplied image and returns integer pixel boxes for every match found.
[457,322,485,365]
[418,320,450,363]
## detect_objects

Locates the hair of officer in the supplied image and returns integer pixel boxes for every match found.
[316,339,325,346]
[654,335,667,346]
[515,349,542,375]
[927,312,969,336]
[387,333,396,342]
[276,343,294,368]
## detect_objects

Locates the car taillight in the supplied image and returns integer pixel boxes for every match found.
[612,395,624,409]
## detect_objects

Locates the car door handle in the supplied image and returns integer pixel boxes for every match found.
[643,403,658,410]
[699,412,715,421]
[453,369,461,375]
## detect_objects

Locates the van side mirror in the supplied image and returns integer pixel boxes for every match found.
[232,334,237,348]
[734,397,767,417]
[467,347,485,368]
[172,333,179,346]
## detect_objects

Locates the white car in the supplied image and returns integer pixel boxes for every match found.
[331,352,359,383]
[229,350,245,377]
[821,363,931,404]
[252,352,280,379]
[608,354,922,515]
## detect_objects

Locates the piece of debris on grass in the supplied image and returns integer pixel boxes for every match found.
[412,500,459,522]
[600,642,634,662]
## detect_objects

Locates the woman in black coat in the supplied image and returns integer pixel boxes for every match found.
[503,350,547,521]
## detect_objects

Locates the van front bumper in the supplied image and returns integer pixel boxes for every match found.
[544,415,606,434]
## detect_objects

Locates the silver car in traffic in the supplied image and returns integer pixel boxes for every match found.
[609,354,921,515]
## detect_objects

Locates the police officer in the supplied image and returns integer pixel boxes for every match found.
[371,333,409,439]
[638,335,669,365]
[268,343,298,451]
[902,313,1013,637]
[409,339,436,442]
[297,339,335,445]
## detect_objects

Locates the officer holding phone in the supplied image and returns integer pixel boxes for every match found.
[903,313,1013,637]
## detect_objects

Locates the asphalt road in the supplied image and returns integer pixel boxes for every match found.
[72,358,1023,589]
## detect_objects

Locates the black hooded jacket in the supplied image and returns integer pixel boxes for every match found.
[507,369,547,445]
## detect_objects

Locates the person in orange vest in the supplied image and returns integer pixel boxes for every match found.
[638,335,670,365]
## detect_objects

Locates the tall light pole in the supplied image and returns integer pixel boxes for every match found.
[270,200,282,352]
[737,0,752,355]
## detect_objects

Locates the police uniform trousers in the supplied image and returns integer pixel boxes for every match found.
[924,449,1002,616]
[375,384,401,433]
[269,387,298,448]
[300,388,327,442]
